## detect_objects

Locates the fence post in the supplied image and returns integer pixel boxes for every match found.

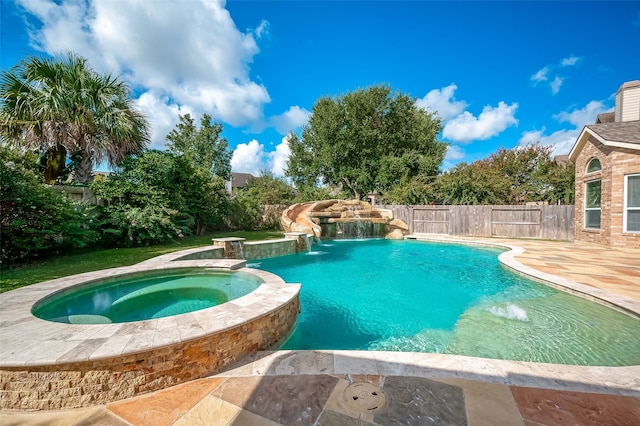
[409,206,414,234]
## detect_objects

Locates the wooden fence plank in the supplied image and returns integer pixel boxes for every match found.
[384,204,575,241]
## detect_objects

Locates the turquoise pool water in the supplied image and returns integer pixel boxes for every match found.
[249,239,640,366]
[32,269,262,324]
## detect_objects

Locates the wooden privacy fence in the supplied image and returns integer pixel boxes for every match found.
[381,205,575,241]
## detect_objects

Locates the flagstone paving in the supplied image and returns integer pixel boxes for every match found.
[2,236,639,425]
[501,238,640,300]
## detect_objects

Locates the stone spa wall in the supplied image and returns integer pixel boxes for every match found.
[1,234,319,411]
[0,294,299,411]
[0,252,301,411]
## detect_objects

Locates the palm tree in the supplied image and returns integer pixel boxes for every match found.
[0,53,149,184]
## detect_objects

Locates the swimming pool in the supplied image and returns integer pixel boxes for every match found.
[249,239,640,366]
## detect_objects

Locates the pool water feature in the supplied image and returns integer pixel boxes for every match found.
[250,239,640,366]
[32,268,262,324]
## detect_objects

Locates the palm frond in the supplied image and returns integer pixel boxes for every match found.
[0,52,150,183]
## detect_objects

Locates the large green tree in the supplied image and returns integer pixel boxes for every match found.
[0,53,149,184]
[434,144,575,205]
[164,113,232,234]
[91,150,229,244]
[242,171,296,205]
[165,113,231,180]
[286,85,446,199]
[435,160,511,205]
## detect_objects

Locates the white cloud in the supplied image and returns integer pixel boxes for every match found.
[20,0,95,57]
[17,0,271,148]
[519,100,612,156]
[230,135,292,176]
[550,76,563,95]
[254,19,269,39]
[442,101,518,143]
[270,136,292,176]
[560,56,580,67]
[531,66,549,83]
[418,85,518,162]
[444,145,465,161]
[531,56,582,94]
[270,106,311,135]
[231,139,266,176]
[136,91,194,149]
[553,100,610,127]
[441,145,466,171]
[519,128,579,156]
[416,84,468,121]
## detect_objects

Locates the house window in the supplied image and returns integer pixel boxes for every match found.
[625,174,640,232]
[585,180,601,229]
[586,158,601,173]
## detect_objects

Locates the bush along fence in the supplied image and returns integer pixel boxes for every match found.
[40,187,576,241]
[382,205,575,241]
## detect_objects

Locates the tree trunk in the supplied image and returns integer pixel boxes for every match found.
[41,144,67,184]
[343,178,360,200]
[196,220,205,236]
[73,153,94,184]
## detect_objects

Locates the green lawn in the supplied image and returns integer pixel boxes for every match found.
[0,230,284,293]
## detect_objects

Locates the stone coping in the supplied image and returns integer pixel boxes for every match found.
[221,350,640,396]
[135,246,225,265]
[0,260,300,368]
[406,234,640,318]
[244,237,293,246]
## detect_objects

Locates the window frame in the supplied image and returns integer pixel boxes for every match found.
[584,179,602,230]
[624,173,640,233]
[586,157,602,174]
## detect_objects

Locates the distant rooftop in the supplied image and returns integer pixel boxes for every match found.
[595,112,615,123]
[553,154,570,165]
[231,172,254,189]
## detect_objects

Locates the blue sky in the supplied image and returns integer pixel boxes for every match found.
[2,0,639,176]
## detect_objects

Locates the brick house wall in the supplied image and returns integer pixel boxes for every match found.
[574,137,640,248]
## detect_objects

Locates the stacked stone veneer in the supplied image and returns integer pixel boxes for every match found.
[212,237,305,260]
[245,238,297,260]
[172,247,224,260]
[0,295,299,411]
[574,138,640,248]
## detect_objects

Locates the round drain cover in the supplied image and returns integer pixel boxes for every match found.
[343,382,386,412]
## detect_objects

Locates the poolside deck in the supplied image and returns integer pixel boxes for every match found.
[2,237,639,425]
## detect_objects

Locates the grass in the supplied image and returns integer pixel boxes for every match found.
[0,230,284,293]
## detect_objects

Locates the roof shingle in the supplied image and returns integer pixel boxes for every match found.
[585,120,640,145]
[595,112,615,123]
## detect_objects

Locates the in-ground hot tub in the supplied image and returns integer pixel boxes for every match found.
[32,268,263,324]
[0,259,300,411]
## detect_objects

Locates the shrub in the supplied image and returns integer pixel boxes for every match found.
[91,150,227,246]
[97,204,189,247]
[1,156,97,265]
[227,193,262,230]
[226,173,294,230]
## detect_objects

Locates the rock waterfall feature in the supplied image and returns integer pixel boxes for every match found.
[281,200,409,240]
